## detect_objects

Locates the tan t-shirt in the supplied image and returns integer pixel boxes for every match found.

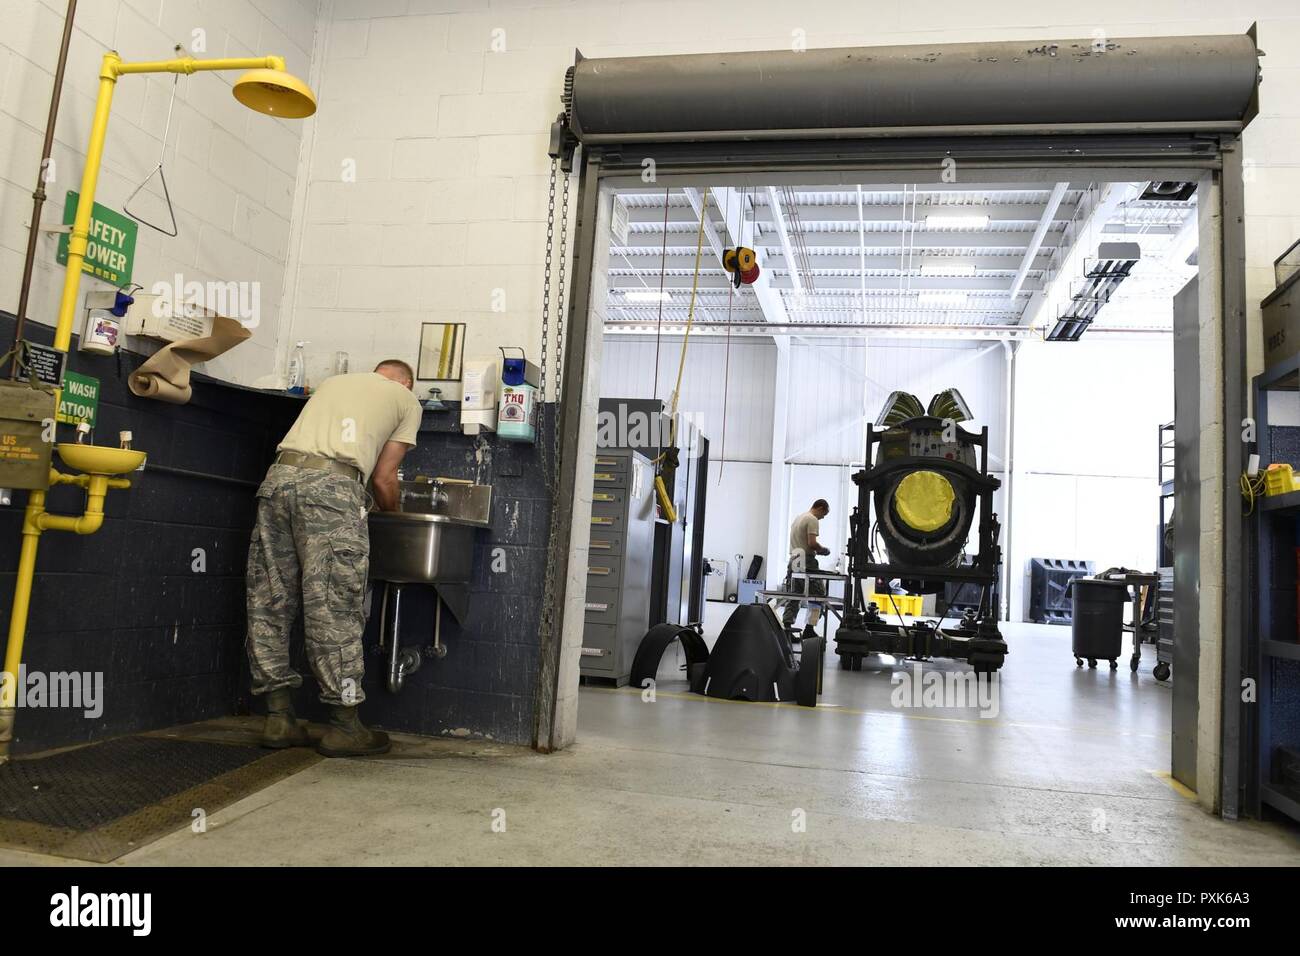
[277,372,422,483]
[789,511,820,560]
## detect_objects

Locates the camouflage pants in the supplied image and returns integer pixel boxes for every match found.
[781,553,824,628]
[246,463,370,705]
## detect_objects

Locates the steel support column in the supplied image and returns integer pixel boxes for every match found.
[1219,138,1247,819]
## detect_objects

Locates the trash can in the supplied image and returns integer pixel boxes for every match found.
[1069,577,1128,669]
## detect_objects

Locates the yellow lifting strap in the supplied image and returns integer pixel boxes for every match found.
[655,475,677,524]
[666,190,709,431]
[653,191,708,523]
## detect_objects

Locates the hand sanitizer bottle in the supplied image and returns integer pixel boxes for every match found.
[287,341,309,394]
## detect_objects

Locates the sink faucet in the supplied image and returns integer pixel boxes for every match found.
[397,479,448,511]
[429,481,449,508]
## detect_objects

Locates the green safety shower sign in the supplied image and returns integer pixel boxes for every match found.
[56,191,137,286]
[57,371,100,427]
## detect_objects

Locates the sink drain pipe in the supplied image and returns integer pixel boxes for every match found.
[379,583,421,693]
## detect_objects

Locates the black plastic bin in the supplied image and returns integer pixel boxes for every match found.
[1069,577,1128,669]
[1029,558,1094,624]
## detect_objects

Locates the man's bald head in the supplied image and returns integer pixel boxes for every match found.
[375,359,415,390]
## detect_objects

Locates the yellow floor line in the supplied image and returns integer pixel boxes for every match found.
[1148,770,1197,800]
[582,684,1170,740]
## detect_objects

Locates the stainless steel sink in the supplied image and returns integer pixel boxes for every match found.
[367,480,492,584]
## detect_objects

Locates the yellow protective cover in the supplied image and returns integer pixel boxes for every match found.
[894,470,955,532]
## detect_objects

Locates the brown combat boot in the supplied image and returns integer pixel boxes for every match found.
[261,688,311,749]
[317,705,391,757]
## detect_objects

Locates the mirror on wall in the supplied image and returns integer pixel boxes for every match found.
[416,322,465,381]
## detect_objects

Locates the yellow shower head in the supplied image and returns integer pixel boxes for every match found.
[232,68,317,118]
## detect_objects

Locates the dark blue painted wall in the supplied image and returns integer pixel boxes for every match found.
[0,312,299,754]
[0,313,549,752]
[279,411,552,743]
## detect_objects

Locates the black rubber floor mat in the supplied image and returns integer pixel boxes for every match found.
[0,734,319,862]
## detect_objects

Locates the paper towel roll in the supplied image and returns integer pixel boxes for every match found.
[127,315,252,404]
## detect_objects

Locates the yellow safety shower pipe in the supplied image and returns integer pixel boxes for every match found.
[0,50,316,762]
[436,323,454,380]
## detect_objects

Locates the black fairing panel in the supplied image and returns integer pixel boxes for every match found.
[701,604,797,702]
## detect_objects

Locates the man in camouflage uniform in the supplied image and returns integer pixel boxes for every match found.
[246,359,422,756]
[781,499,831,640]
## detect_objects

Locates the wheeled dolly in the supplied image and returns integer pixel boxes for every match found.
[1075,656,1118,670]
[836,605,1007,675]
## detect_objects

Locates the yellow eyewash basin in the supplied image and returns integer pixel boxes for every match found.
[56,443,146,476]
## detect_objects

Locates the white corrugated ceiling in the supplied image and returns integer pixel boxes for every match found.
[604,181,1198,338]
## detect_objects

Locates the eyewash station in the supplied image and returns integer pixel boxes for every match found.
[0,49,318,764]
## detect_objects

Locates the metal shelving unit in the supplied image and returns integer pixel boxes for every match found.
[1251,352,1300,824]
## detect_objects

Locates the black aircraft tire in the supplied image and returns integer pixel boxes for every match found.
[796,637,822,707]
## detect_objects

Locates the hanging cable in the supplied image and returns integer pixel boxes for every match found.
[668,189,709,423]
[651,186,671,465]
[651,187,710,478]
[1241,469,1266,515]
[716,187,737,483]
[658,190,708,522]
[652,185,670,402]
[719,277,733,483]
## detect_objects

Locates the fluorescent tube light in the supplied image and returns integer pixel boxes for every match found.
[622,290,673,303]
[917,291,969,308]
[920,262,977,277]
[925,214,990,230]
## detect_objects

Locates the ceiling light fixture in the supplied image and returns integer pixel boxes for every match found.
[918,291,969,308]
[622,290,673,303]
[920,262,977,277]
[925,214,990,230]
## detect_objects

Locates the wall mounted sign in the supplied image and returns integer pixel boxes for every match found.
[56,190,137,286]
[57,371,100,427]
[22,342,66,388]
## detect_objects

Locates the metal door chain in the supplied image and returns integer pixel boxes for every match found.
[538,156,572,691]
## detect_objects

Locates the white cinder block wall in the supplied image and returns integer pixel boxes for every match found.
[0,0,319,386]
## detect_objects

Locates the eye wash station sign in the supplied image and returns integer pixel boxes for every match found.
[56,372,100,427]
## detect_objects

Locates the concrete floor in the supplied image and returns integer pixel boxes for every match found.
[1,621,1297,866]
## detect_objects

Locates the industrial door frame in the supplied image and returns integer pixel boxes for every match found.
[533,134,1250,819]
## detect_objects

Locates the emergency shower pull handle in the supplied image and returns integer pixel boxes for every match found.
[124,62,181,237]
[124,163,178,237]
